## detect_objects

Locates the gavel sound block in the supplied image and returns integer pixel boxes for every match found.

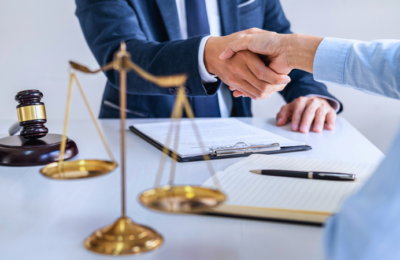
[0,90,78,166]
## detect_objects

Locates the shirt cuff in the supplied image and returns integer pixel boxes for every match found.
[198,36,218,83]
[313,37,355,85]
[305,94,341,113]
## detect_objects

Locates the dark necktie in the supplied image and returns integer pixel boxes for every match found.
[185,0,221,117]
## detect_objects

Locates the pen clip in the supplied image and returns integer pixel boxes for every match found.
[209,142,280,156]
[318,173,356,180]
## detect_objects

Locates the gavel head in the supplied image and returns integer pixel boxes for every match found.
[15,90,48,139]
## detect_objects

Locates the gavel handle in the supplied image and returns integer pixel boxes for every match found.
[8,121,22,136]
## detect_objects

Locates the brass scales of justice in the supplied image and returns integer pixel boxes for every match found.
[39,42,226,256]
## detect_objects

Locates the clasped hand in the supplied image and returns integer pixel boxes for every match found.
[204,29,336,133]
[204,29,291,100]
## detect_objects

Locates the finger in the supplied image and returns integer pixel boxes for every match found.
[220,36,253,60]
[229,86,235,91]
[290,97,307,132]
[276,104,291,126]
[299,99,321,133]
[312,107,328,133]
[238,62,286,98]
[246,57,291,86]
[231,67,268,99]
[230,81,255,98]
[326,110,337,130]
[235,81,259,99]
[233,90,244,97]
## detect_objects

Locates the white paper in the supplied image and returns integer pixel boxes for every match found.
[203,154,377,213]
[132,118,304,157]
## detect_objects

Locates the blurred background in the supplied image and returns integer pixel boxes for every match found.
[0,0,399,152]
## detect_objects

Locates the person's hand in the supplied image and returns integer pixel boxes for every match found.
[204,29,291,100]
[276,96,336,133]
[219,31,292,73]
[219,31,323,97]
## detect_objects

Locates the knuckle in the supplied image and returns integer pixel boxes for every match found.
[260,83,269,92]
[255,90,263,98]
[248,28,258,34]
[298,96,307,102]
[304,109,314,116]
[316,109,325,116]
[279,105,287,113]
[254,68,264,79]
[271,77,281,85]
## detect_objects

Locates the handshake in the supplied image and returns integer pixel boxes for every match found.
[204,29,335,133]
[205,28,322,100]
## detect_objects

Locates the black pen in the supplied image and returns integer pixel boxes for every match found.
[249,169,356,181]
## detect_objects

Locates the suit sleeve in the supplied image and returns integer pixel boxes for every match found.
[261,0,343,113]
[75,0,221,96]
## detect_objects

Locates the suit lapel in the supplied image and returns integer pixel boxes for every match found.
[218,0,239,36]
[155,0,182,40]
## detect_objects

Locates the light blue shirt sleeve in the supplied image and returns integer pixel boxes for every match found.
[313,38,400,260]
[314,37,400,99]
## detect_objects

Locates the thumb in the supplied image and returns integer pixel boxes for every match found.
[219,37,252,60]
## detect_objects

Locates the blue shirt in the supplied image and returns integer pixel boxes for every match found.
[313,38,400,260]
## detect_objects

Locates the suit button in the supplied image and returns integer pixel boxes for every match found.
[169,88,176,95]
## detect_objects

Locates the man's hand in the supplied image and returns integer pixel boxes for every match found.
[219,31,323,86]
[204,29,291,100]
[276,96,336,133]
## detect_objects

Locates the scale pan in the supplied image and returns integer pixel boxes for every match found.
[139,185,226,213]
[40,160,117,180]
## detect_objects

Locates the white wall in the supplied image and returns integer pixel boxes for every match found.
[0,0,106,122]
[0,0,399,152]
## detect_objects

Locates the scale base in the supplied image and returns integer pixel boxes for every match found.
[85,217,163,255]
[0,133,78,166]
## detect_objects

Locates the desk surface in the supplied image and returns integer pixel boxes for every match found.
[0,117,383,260]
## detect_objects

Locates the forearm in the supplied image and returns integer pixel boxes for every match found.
[285,35,400,99]
[313,38,400,99]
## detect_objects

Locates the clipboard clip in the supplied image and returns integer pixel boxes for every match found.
[209,142,280,156]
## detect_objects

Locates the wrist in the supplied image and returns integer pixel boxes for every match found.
[286,34,323,73]
[204,36,217,75]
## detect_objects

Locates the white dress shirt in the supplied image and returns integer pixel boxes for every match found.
[175,0,232,117]
[175,0,339,115]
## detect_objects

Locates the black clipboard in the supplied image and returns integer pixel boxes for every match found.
[129,125,312,162]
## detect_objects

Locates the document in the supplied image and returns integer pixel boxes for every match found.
[132,118,304,158]
[202,154,378,222]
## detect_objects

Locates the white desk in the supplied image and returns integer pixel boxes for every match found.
[0,118,383,260]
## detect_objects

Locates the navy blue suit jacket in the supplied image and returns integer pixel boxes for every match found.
[75,0,342,118]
